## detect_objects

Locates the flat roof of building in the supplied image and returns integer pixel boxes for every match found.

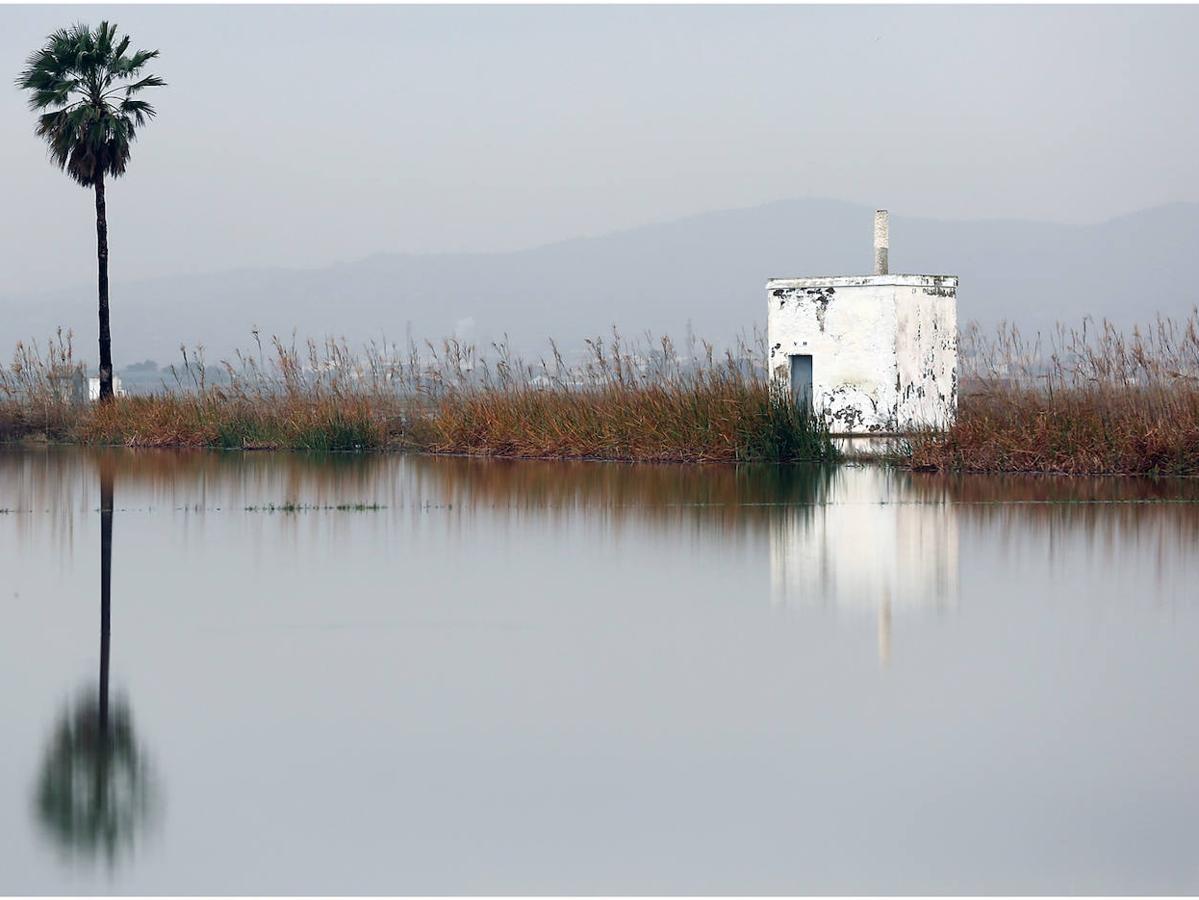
[767,274,958,290]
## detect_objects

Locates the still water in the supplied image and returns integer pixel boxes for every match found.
[2,447,1198,894]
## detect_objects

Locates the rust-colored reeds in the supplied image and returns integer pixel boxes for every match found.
[909,312,1199,475]
[1,329,836,463]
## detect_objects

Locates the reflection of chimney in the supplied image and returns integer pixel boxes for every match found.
[768,467,959,667]
[877,590,892,666]
[873,209,889,276]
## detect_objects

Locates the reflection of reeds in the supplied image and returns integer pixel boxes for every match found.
[909,469,1199,550]
[911,313,1199,475]
[7,446,1197,540]
[5,448,1199,597]
[1,331,836,463]
[0,445,840,538]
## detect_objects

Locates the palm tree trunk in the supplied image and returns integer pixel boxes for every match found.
[94,174,113,403]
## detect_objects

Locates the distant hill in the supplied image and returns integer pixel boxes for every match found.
[3,197,1196,364]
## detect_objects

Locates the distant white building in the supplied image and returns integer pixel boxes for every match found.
[87,375,126,401]
[766,210,958,434]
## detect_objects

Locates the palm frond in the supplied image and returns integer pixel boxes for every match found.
[121,73,166,95]
[118,98,156,127]
[15,21,163,187]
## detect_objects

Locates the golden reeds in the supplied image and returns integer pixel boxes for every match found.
[0,329,836,463]
[12,313,1196,474]
[909,311,1199,475]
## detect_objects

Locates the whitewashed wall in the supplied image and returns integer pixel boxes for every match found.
[767,275,957,433]
[896,280,958,429]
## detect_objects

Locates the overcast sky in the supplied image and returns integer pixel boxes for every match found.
[2,4,1198,295]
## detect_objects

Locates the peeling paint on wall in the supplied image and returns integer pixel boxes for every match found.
[766,275,957,434]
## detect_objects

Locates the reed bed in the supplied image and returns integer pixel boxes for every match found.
[13,314,1197,474]
[909,312,1199,476]
[0,329,836,464]
[0,331,82,443]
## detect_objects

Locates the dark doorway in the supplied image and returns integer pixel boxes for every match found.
[790,354,813,413]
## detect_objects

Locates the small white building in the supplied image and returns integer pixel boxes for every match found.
[87,374,125,401]
[766,210,958,434]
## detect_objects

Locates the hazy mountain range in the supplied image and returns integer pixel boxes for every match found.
[3,197,1195,366]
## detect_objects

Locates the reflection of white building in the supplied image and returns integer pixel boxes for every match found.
[770,466,958,662]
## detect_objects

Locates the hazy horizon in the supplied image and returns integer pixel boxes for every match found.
[4,4,1199,299]
[7,192,1195,299]
[5,194,1197,366]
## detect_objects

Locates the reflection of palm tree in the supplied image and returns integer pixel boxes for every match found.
[34,692,154,862]
[100,454,112,734]
[33,456,159,863]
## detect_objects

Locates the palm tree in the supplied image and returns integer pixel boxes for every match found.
[16,22,164,402]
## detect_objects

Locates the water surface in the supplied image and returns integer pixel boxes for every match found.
[2,447,1198,894]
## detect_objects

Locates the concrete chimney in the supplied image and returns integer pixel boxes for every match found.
[873,209,889,276]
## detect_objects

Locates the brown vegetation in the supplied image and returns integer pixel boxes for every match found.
[909,313,1199,476]
[9,315,1199,475]
[0,330,836,464]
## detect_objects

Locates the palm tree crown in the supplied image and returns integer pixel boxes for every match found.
[15,21,164,187]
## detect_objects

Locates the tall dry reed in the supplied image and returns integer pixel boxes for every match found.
[0,329,836,463]
[910,312,1199,475]
[0,329,83,442]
